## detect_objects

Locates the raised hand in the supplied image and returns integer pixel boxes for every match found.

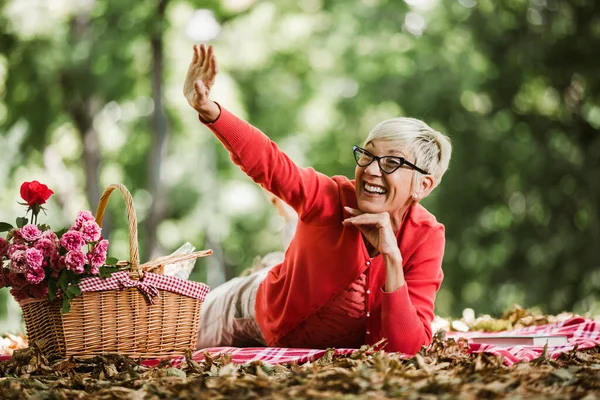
[342,207,400,258]
[183,44,220,119]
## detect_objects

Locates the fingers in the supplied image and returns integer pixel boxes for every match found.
[192,44,200,64]
[343,214,379,226]
[210,51,218,75]
[343,212,390,228]
[344,206,362,216]
[200,44,207,67]
[204,45,215,75]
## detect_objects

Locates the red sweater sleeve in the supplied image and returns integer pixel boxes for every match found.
[202,106,338,221]
[379,224,445,354]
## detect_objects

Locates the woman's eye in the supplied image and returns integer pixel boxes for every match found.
[384,158,401,167]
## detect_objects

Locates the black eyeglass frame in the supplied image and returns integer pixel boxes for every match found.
[352,145,429,175]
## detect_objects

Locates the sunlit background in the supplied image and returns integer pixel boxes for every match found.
[1,0,599,332]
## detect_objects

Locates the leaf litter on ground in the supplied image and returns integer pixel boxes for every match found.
[1,305,599,399]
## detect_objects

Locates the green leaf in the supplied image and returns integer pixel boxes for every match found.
[55,228,68,239]
[98,266,121,278]
[0,222,13,232]
[61,297,71,314]
[16,217,28,228]
[65,269,78,283]
[48,279,58,302]
[105,257,119,266]
[58,270,69,291]
[37,224,51,232]
[66,284,82,296]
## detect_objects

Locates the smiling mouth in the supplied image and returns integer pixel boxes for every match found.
[364,183,387,195]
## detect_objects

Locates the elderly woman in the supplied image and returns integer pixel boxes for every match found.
[185,45,452,355]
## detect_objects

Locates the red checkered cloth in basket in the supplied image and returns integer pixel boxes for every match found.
[78,271,210,304]
[139,317,600,368]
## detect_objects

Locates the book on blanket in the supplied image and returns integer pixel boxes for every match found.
[470,334,568,347]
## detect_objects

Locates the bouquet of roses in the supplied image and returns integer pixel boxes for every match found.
[0,181,119,312]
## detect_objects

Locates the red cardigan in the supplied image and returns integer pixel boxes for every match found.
[204,106,445,354]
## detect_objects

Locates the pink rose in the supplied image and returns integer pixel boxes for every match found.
[10,287,27,302]
[50,252,65,272]
[88,251,107,268]
[0,237,9,258]
[11,234,25,245]
[41,230,58,243]
[8,272,29,289]
[25,247,44,269]
[19,224,42,242]
[35,238,57,258]
[9,250,28,273]
[27,282,49,299]
[60,230,85,252]
[0,272,9,288]
[8,243,27,258]
[73,211,96,230]
[94,239,109,255]
[90,266,99,275]
[87,239,109,269]
[65,250,86,274]
[26,265,45,284]
[81,220,101,242]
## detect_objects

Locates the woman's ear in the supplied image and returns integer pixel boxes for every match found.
[415,175,436,200]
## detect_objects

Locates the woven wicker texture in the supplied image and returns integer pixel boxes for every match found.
[21,184,211,358]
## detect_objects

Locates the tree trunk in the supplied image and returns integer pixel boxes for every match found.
[63,0,111,238]
[145,0,170,260]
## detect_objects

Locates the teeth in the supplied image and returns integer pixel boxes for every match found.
[365,183,387,194]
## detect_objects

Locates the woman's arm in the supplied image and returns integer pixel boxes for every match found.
[343,207,444,354]
[379,226,444,354]
[183,45,338,221]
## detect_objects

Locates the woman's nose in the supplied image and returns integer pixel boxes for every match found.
[364,159,383,175]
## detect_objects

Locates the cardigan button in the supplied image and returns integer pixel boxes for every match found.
[366,312,371,317]
[366,330,371,335]
[366,261,371,266]
[366,289,371,294]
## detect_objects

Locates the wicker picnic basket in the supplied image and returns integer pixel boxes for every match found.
[19,184,212,358]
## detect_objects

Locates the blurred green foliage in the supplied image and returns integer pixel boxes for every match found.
[0,0,599,329]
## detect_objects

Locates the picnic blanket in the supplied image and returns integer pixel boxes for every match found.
[142,316,599,368]
[447,316,600,366]
[3,317,598,367]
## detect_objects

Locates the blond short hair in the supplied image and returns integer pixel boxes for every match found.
[363,117,452,185]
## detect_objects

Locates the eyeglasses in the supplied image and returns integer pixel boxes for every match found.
[352,146,429,175]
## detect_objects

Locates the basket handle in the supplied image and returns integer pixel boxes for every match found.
[94,184,142,279]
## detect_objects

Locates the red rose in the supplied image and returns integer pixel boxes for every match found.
[20,181,54,207]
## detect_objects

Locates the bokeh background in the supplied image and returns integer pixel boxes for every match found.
[1,0,599,332]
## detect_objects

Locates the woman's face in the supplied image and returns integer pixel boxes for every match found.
[354,140,416,221]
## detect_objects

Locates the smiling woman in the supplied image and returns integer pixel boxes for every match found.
[183,44,453,354]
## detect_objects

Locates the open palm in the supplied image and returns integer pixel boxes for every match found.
[183,44,218,113]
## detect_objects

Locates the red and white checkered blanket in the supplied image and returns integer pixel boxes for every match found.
[447,316,600,366]
[3,317,597,366]
[142,316,600,367]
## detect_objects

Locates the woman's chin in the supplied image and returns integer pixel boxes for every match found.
[357,197,386,214]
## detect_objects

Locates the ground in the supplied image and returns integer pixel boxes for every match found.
[1,307,599,399]
[0,336,599,399]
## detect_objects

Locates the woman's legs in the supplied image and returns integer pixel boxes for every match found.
[196,266,271,349]
[196,194,297,349]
